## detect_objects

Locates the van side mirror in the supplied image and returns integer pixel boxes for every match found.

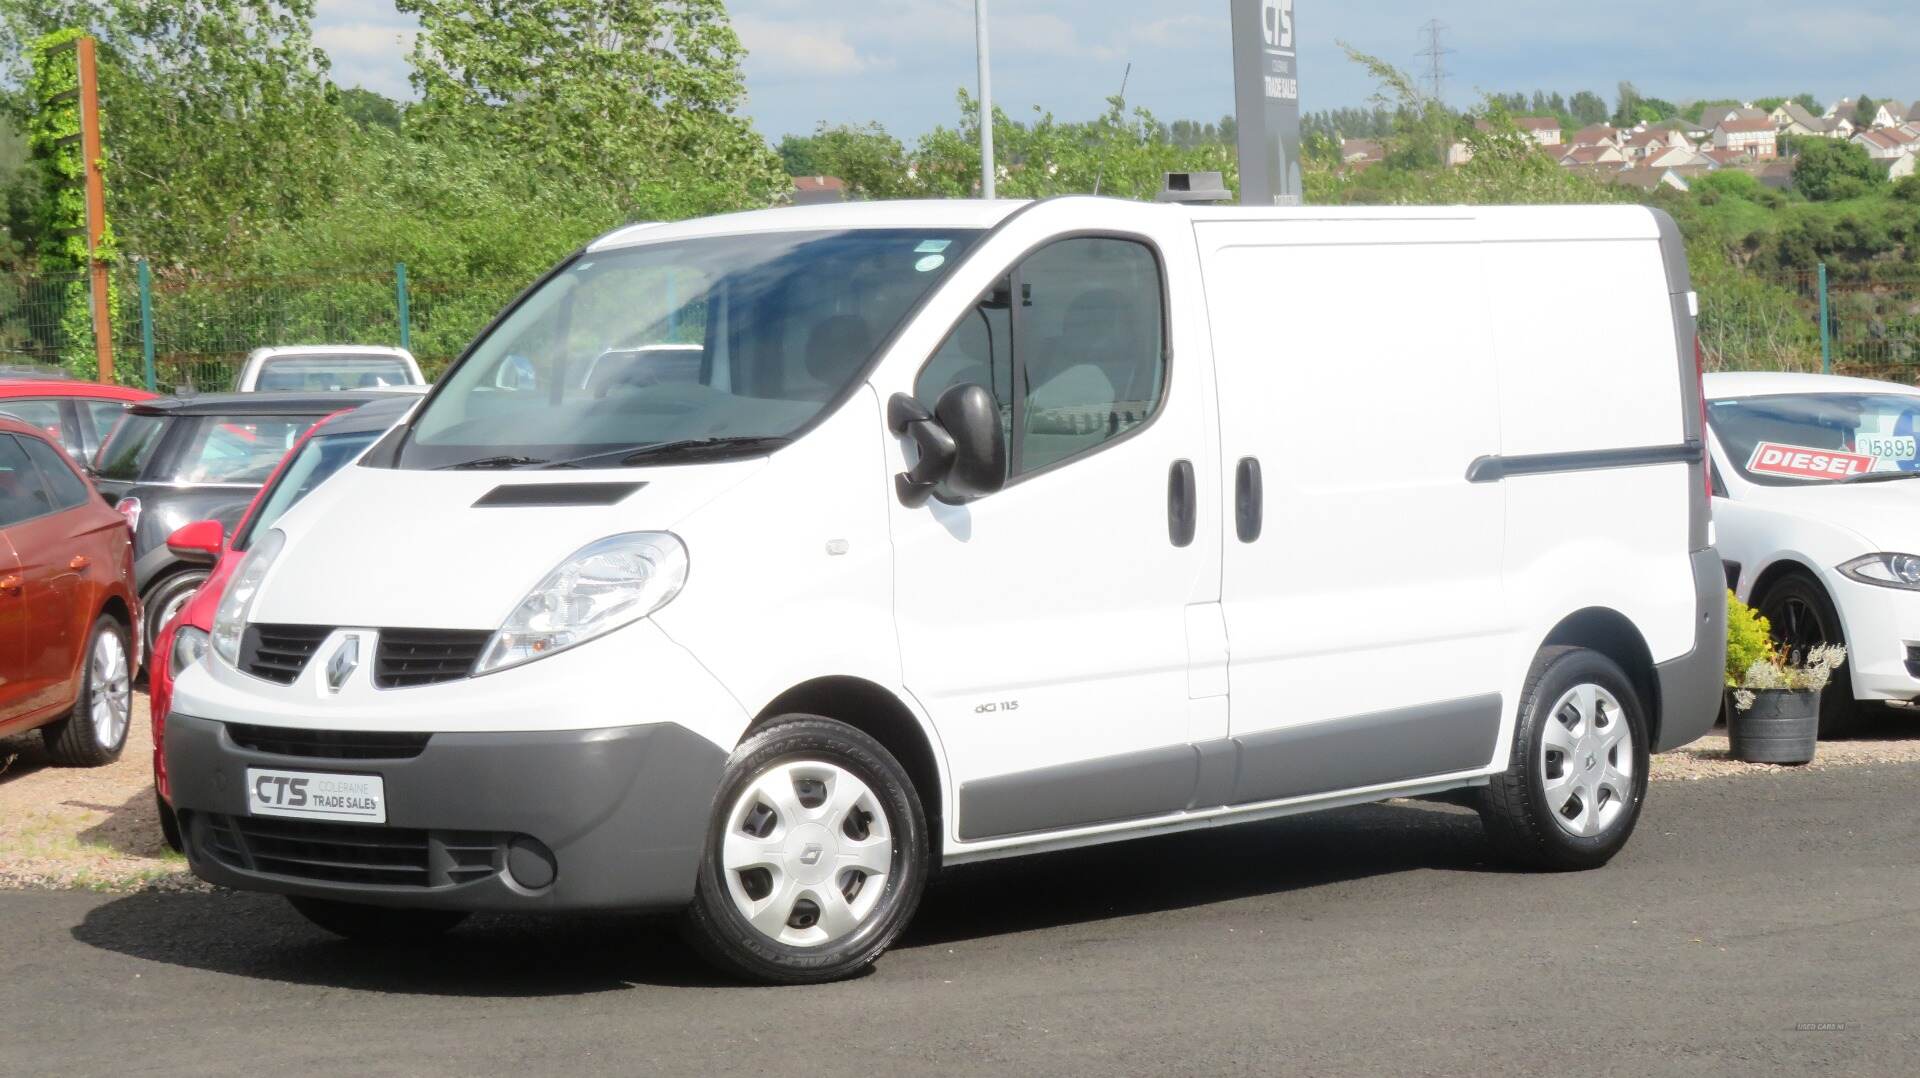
[888,386,1007,507]
[166,519,225,565]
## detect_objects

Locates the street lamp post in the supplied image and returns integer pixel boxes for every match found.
[976,0,995,199]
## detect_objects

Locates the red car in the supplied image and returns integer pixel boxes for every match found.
[150,396,416,848]
[0,415,140,766]
[0,380,156,464]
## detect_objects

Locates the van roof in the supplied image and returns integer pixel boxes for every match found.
[586,197,1669,252]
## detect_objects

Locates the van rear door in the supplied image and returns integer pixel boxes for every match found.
[1196,216,1508,804]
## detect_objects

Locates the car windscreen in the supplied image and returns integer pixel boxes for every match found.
[397,228,982,470]
[232,427,384,550]
[1708,392,1920,486]
[256,356,415,391]
[94,412,168,480]
[163,415,319,485]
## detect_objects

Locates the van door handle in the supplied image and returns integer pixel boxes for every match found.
[1235,457,1263,543]
[0,575,20,597]
[1167,460,1196,547]
[69,555,91,571]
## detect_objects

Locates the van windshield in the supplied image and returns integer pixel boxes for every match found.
[398,229,982,470]
[1709,392,1920,485]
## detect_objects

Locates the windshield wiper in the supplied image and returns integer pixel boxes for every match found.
[1840,470,1920,484]
[435,454,549,471]
[543,436,792,470]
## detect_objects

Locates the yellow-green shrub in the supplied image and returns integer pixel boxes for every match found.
[1726,590,1773,686]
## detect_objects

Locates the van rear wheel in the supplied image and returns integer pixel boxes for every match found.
[1478,647,1650,871]
[683,715,928,985]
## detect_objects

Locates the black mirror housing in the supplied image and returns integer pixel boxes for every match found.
[933,383,1007,500]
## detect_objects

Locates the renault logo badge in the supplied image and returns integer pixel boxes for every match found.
[326,635,361,693]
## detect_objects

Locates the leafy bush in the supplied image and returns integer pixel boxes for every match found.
[1793,138,1882,202]
[1732,645,1847,711]
[1895,176,1920,204]
[1726,591,1773,687]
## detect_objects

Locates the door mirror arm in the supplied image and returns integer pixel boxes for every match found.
[888,394,957,508]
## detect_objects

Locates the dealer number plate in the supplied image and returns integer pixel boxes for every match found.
[246,768,386,824]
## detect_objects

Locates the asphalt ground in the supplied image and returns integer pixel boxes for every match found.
[3,763,1916,1077]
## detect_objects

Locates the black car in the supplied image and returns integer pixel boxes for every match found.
[90,391,415,657]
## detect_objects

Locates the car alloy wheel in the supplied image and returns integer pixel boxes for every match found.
[89,627,133,750]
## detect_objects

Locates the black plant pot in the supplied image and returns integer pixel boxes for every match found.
[1727,688,1820,765]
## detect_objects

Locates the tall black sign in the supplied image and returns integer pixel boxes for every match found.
[1230,0,1303,205]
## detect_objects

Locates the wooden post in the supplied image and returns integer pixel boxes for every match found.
[76,36,113,384]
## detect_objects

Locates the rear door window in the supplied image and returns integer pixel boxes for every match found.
[95,413,169,480]
[165,415,315,484]
[83,400,133,452]
[0,399,79,457]
[0,436,55,525]
[255,356,414,391]
[18,437,90,511]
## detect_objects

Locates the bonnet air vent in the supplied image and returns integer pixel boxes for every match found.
[472,482,646,508]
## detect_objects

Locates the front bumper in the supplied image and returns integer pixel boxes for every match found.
[166,713,726,912]
[1832,574,1920,703]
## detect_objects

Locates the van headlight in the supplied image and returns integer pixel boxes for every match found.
[211,529,286,668]
[476,532,688,675]
[1839,553,1920,590]
[171,626,211,677]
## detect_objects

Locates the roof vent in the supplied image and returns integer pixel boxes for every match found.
[1156,171,1233,205]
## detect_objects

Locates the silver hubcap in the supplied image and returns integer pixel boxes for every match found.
[154,587,196,641]
[720,760,894,947]
[1540,683,1633,838]
[89,630,132,749]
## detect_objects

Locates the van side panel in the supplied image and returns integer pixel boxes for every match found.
[1478,212,1697,727]
[1196,218,1510,778]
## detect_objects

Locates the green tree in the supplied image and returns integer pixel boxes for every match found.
[776,133,822,176]
[0,0,352,262]
[1792,137,1881,201]
[338,86,401,130]
[1853,96,1876,127]
[801,122,913,200]
[1569,90,1607,125]
[396,0,784,214]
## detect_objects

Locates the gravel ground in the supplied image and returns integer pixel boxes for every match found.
[2,692,1915,892]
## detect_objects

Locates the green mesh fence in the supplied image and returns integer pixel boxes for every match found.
[7,262,1920,392]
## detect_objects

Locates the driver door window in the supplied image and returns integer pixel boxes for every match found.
[914,236,1166,483]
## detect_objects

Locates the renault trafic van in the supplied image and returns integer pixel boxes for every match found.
[166,197,1725,983]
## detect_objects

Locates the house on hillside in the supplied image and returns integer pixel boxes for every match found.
[1871,101,1914,128]
[790,176,847,205]
[1559,144,1626,168]
[1646,145,1712,169]
[1605,167,1692,193]
[1569,124,1622,149]
[1772,102,1850,139]
[1621,127,1693,161]
[1340,138,1385,170]
[1855,128,1917,160]
[1514,116,1563,146]
[1701,147,1749,167]
[1737,159,1798,190]
[1714,116,1778,159]
[1876,154,1917,182]
[1825,97,1856,120]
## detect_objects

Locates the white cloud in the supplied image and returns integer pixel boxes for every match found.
[734,17,882,77]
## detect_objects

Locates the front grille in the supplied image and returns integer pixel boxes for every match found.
[374,629,491,688]
[195,813,503,888]
[226,723,431,760]
[240,624,331,684]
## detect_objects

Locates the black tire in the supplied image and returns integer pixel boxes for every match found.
[1479,647,1651,871]
[140,569,209,668]
[683,715,929,985]
[1755,571,1859,738]
[41,615,134,768]
[288,896,469,943]
[157,793,184,855]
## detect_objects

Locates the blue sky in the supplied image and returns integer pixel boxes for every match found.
[315,0,1920,139]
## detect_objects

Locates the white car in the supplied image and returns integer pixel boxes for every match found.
[1707,371,1920,732]
[234,346,426,392]
[165,198,1721,983]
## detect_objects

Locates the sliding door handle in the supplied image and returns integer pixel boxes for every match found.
[1235,457,1263,543]
[1167,459,1196,547]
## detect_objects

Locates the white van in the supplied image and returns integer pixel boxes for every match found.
[166,197,1724,983]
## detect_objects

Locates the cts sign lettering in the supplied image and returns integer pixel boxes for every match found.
[255,774,310,808]
[1263,0,1295,50]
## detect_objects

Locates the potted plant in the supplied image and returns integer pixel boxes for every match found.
[1725,591,1846,765]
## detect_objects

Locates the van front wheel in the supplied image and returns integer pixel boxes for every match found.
[684,715,928,985]
[1478,647,1650,871]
